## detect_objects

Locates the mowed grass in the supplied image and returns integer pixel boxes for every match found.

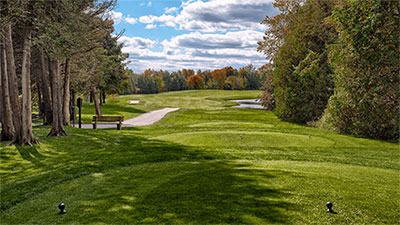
[0,90,398,224]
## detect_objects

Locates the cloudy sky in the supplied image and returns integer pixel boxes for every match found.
[110,0,279,73]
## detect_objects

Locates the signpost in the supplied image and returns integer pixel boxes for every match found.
[77,97,82,128]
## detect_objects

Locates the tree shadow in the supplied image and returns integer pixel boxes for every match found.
[131,162,295,224]
[15,145,45,166]
[69,161,297,224]
[2,127,298,223]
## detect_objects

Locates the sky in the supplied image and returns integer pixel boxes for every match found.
[109,0,279,73]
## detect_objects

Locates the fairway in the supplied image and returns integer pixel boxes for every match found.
[0,90,398,224]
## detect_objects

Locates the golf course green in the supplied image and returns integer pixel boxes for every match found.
[0,90,398,224]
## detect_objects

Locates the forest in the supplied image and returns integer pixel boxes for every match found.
[258,0,399,140]
[123,65,268,94]
[0,0,128,145]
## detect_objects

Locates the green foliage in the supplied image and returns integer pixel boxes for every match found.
[99,35,129,94]
[272,0,336,123]
[259,64,275,111]
[324,0,399,140]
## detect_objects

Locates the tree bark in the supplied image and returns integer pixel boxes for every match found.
[70,90,77,121]
[90,91,93,103]
[0,38,3,134]
[0,36,15,141]
[39,50,52,125]
[92,86,102,116]
[48,59,67,137]
[4,23,21,141]
[63,57,71,125]
[0,48,3,137]
[99,90,103,106]
[17,27,38,146]
[37,82,42,116]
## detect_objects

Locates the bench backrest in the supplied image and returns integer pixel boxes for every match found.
[93,116,124,122]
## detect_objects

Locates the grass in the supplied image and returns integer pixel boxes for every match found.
[1,90,398,224]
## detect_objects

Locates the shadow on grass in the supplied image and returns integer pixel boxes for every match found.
[131,162,294,224]
[1,126,296,223]
[15,145,45,165]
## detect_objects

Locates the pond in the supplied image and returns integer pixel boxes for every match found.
[229,99,265,109]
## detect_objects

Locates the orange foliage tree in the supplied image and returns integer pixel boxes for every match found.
[187,75,205,89]
[211,69,226,89]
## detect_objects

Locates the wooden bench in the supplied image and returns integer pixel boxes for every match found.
[92,115,124,130]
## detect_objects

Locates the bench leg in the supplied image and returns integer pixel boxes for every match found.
[117,122,121,130]
[93,123,97,129]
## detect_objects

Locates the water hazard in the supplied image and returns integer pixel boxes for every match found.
[229,99,265,109]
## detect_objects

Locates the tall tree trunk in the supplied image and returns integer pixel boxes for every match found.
[90,91,93,103]
[40,50,52,125]
[92,86,102,116]
[63,57,71,125]
[4,23,21,142]
[0,50,3,137]
[99,90,103,106]
[0,39,3,135]
[0,36,15,141]
[70,90,76,121]
[37,82,42,116]
[48,59,67,137]
[17,27,38,146]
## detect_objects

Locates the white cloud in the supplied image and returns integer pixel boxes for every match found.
[106,11,123,24]
[165,21,176,27]
[125,17,137,24]
[164,7,178,14]
[175,0,276,32]
[119,36,157,49]
[148,1,152,6]
[140,2,145,6]
[162,30,263,50]
[139,14,175,24]
[145,24,157,29]
[137,0,277,32]
[119,30,266,72]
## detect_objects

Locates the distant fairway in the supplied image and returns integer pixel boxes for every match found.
[1,90,398,224]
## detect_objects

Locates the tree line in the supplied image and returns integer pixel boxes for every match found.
[258,0,399,140]
[123,65,269,94]
[0,0,128,145]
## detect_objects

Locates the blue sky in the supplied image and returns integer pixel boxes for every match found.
[109,0,279,73]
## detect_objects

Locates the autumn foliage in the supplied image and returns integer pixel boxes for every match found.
[187,75,205,89]
[125,65,266,94]
[211,68,226,89]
